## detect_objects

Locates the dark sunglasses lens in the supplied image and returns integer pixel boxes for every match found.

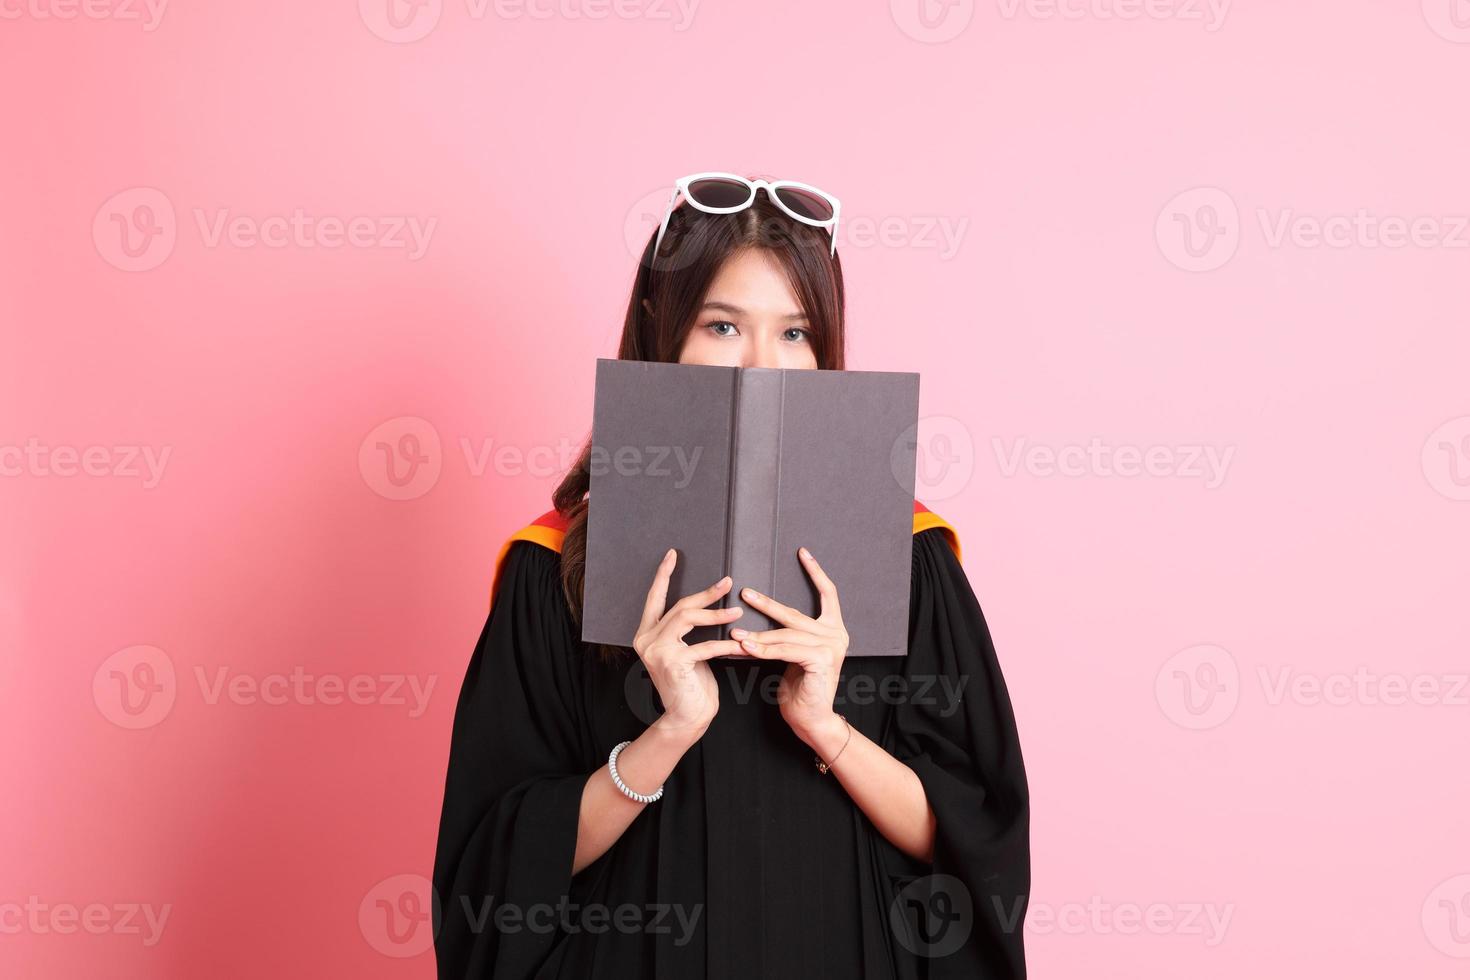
[686,178,752,209]
[773,186,834,222]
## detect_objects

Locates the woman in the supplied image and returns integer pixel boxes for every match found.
[432,174,1030,979]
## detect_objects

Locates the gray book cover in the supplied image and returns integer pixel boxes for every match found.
[582,358,920,657]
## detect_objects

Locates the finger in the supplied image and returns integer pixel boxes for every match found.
[732,637,819,665]
[727,626,818,646]
[685,639,752,661]
[738,586,817,631]
[638,548,678,635]
[663,604,744,637]
[669,574,734,614]
[797,546,842,623]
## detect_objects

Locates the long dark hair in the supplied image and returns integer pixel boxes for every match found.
[553,180,848,661]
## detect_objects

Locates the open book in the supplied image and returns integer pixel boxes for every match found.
[582,358,920,657]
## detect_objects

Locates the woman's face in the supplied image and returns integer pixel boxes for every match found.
[674,248,819,370]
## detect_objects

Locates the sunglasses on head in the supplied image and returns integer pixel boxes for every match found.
[653,172,842,258]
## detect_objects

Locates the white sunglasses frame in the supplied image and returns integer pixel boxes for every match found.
[652,172,842,258]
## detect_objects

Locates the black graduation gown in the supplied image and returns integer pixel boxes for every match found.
[432,526,1030,979]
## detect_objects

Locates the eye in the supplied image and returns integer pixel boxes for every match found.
[783,327,811,343]
[706,320,739,337]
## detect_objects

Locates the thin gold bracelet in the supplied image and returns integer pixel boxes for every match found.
[815,714,852,775]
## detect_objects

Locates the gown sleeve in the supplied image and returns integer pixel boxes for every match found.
[432,539,594,980]
[889,527,1031,978]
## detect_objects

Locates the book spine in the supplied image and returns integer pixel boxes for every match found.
[724,370,783,635]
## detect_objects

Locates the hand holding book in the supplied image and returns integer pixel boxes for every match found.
[629,550,744,744]
[727,547,850,745]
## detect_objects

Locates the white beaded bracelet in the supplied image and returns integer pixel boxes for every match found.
[608,740,664,804]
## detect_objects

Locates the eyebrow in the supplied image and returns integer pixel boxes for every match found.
[701,301,808,320]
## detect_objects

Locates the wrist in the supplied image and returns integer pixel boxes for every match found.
[798,712,849,758]
[649,713,709,751]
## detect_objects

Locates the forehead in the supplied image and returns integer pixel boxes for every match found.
[702,249,802,311]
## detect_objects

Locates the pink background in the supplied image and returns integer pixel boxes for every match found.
[4,1,1469,976]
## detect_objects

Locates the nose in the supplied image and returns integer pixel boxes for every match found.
[743,331,783,370]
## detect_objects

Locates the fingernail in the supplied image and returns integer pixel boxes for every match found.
[721,575,732,586]
[665,548,675,561]
[743,587,759,600]
[730,627,748,638]
[742,638,759,651]
[799,547,812,559]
